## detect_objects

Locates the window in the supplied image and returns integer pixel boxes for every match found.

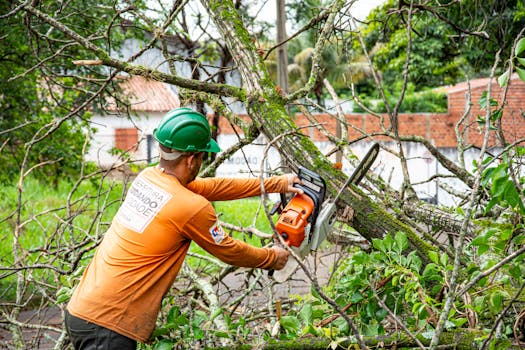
[114,128,138,151]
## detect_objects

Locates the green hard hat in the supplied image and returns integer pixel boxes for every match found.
[153,107,221,153]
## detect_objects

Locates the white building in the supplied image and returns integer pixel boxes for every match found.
[87,75,180,167]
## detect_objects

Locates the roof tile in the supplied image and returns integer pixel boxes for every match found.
[108,75,180,112]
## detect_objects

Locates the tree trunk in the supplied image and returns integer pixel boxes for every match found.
[202,0,436,263]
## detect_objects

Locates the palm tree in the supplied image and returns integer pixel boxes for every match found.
[287,35,373,105]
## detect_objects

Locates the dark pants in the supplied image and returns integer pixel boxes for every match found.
[64,310,137,350]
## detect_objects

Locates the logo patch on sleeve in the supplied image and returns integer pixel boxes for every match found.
[209,221,225,244]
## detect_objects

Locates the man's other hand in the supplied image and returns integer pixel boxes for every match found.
[270,246,290,270]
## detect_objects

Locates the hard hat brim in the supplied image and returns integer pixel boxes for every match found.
[206,139,221,153]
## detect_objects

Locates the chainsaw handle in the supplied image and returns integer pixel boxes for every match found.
[269,193,289,216]
[280,193,287,207]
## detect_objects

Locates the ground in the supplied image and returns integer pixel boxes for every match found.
[0,248,341,349]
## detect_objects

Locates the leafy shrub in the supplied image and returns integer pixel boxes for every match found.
[354,83,447,113]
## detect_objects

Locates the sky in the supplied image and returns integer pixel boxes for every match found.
[180,0,388,40]
[257,0,387,23]
[350,0,387,20]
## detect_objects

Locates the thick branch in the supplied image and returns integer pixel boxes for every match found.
[207,329,520,350]
[22,4,245,99]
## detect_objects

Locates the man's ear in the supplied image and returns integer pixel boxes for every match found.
[184,154,194,168]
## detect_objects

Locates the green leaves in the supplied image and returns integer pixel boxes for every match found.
[516,67,525,82]
[482,156,525,215]
[471,228,498,255]
[327,231,443,338]
[476,91,503,129]
[498,69,510,86]
[279,316,301,335]
[55,286,73,304]
[514,36,525,81]
[372,231,408,255]
[515,37,525,57]
[275,303,320,340]
[150,306,214,346]
[500,36,525,85]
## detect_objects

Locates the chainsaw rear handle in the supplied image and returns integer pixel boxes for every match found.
[269,193,288,215]
[270,166,325,215]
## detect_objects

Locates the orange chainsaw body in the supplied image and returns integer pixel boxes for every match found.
[275,193,315,247]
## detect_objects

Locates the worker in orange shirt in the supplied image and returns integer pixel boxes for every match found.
[64,107,300,349]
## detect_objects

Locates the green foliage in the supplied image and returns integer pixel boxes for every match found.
[354,83,447,113]
[481,149,525,215]
[474,90,504,130]
[359,0,525,94]
[0,3,79,183]
[360,0,463,90]
[0,0,137,184]
[327,232,443,336]
[266,230,521,345]
[146,305,207,348]
[499,35,525,85]
[143,299,254,349]
[213,232,450,344]
[475,147,525,301]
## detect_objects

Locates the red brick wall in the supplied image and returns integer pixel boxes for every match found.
[115,128,138,151]
[449,78,525,147]
[213,77,525,149]
[291,113,454,147]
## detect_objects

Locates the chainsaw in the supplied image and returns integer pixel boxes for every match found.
[271,143,380,283]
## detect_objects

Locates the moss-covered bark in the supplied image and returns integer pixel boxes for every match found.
[202,0,436,264]
[205,330,521,350]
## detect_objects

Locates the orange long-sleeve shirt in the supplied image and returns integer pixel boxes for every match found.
[67,167,289,342]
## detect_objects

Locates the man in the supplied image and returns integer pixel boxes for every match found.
[65,107,300,349]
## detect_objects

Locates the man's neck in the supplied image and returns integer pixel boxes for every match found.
[158,161,187,185]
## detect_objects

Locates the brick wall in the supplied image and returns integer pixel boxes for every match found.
[213,76,525,148]
[450,77,525,147]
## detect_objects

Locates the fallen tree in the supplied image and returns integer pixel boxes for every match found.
[2,1,525,349]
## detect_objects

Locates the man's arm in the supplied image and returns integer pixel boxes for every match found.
[182,204,289,270]
[187,174,303,201]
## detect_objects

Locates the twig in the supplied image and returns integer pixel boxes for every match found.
[458,246,525,297]
[429,49,503,350]
[371,288,427,349]
[480,279,525,350]
[220,222,272,239]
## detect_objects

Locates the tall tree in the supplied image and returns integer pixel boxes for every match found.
[359,0,525,90]
[0,1,89,184]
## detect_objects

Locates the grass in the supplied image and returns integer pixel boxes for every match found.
[0,177,125,302]
[0,178,123,260]
[215,197,274,234]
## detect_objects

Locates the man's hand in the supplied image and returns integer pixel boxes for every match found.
[286,174,303,194]
[270,246,290,270]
